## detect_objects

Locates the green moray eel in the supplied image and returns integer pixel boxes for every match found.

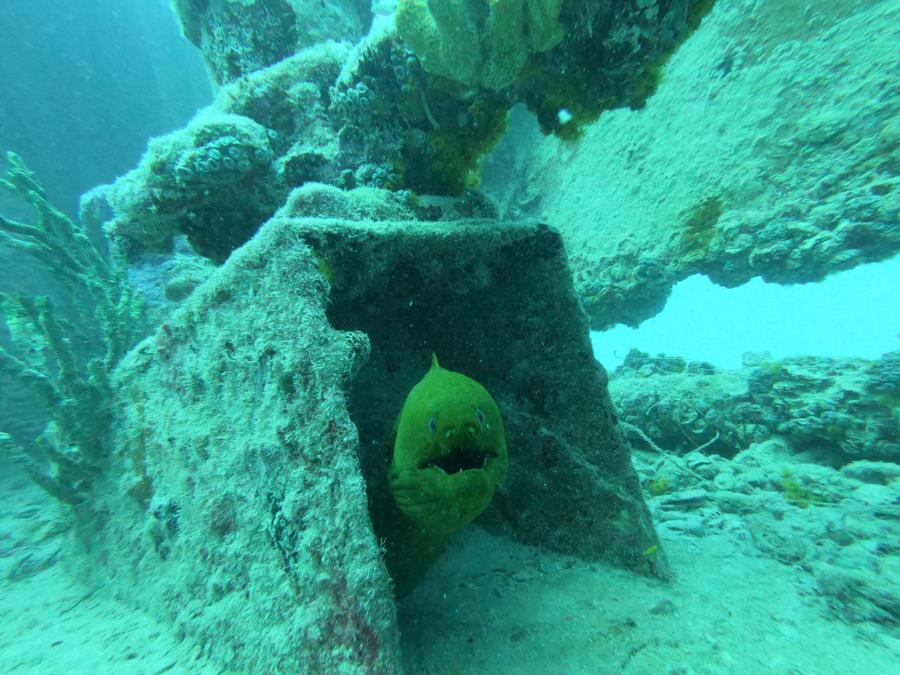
[376,354,508,596]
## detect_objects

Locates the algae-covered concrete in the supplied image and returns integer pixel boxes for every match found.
[486,0,900,329]
[82,189,664,671]
[270,186,665,578]
[88,216,399,673]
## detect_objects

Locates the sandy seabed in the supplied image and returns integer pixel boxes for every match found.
[1,472,897,675]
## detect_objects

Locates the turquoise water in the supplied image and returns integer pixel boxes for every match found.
[594,254,900,371]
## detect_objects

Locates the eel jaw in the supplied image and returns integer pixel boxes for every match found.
[420,445,494,475]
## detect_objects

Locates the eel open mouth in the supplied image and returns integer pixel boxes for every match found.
[422,446,492,475]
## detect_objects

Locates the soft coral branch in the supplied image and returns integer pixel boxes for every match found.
[0,151,145,503]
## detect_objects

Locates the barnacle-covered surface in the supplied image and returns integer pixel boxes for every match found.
[94,44,350,263]
[90,34,508,264]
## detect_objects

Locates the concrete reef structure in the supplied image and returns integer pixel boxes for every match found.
[488,0,900,329]
[98,1,715,266]
[282,185,664,577]
[91,207,398,672]
[83,188,662,671]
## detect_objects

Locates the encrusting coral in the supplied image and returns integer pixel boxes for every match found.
[396,0,564,90]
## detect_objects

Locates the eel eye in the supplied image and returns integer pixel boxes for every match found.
[475,408,487,428]
[428,416,437,434]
